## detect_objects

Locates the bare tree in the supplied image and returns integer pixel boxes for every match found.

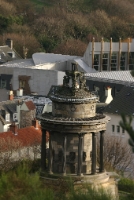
[0,137,22,171]
[97,135,133,176]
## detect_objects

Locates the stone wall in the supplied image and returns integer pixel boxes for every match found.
[20,110,35,128]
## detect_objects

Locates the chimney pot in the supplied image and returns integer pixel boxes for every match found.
[9,90,14,100]
[32,118,39,129]
[6,38,13,49]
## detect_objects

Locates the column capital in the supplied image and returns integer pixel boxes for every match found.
[91,132,97,136]
[78,133,85,137]
[100,130,106,134]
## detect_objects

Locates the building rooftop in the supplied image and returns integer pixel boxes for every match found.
[85,71,134,85]
[0,53,96,73]
[32,53,79,65]
[0,53,78,69]
[0,126,42,148]
[104,85,134,115]
[0,45,21,64]
[25,101,36,110]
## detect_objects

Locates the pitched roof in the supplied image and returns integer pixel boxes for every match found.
[85,71,134,85]
[104,86,134,115]
[0,45,21,64]
[25,101,36,110]
[0,126,42,147]
[0,99,23,123]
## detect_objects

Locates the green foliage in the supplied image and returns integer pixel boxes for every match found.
[65,22,90,40]
[39,35,58,52]
[118,178,134,193]
[8,16,24,25]
[0,15,9,33]
[118,178,134,199]
[67,186,112,200]
[0,161,114,200]
[1,0,134,55]
[0,15,24,34]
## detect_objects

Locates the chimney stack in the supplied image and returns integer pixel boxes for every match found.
[10,122,18,135]
[6,38,13,49]
[105,86,113,104]
[17,88,23,97]
[9,90,14,100]
[32,118,39,129]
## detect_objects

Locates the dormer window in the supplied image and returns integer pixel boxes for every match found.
[6,113,10,121]
[13,113,17,122]
[7,52,15,58]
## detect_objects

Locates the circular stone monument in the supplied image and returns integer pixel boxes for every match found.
[38,63,117,197]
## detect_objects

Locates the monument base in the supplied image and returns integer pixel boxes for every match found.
[40,172,118,199]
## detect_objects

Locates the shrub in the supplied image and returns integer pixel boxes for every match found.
[118,178,134,193]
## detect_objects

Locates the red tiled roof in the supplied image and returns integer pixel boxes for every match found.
[25,101,36,110]
[0,126,42,147]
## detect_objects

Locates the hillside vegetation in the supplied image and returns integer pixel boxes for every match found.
[0,0,134,57]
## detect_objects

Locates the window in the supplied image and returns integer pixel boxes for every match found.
[93,54,100,71]
[1,79,6,88]
[7,52,15,58]
[13,113,17,121]
[122,128,125,136]
[129,52,134,70]
[6,113,10,121]
[120,52,126,70]
[117,125,120,133]
[112,125,115,133]
[19,80,25,89]
[102,53,108,71]
[111,52,118,71]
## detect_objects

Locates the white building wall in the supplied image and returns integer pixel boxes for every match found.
[20,103,29,111]
[105,113,130,142]
[3,124,10,132]
[0,65,13,74]
[13,68,65,96]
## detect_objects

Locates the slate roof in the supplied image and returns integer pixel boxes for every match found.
[0,99,23,123]
[104,86,134,115]
[0,115,7,125]
[85,71,134,85]
[0,45,21,64]
[0,126,42,148]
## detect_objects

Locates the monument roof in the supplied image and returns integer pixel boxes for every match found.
[48,64,99,103]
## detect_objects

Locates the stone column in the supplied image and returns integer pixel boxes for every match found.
[41,129,46,171]
[99,130,105,173]
[62,135,67,175]
[48,132,53,174]
[77,133,84,176]
[91,132,97,174]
